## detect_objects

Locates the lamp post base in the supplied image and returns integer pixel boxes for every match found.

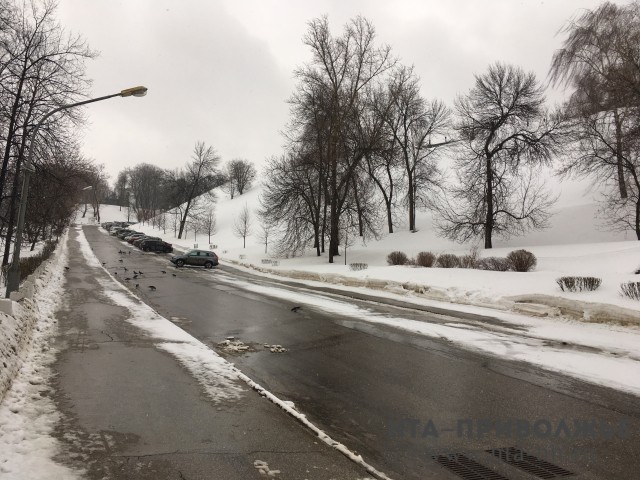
[5,265,21,298]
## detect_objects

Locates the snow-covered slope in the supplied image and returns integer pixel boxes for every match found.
[125,182,640,314]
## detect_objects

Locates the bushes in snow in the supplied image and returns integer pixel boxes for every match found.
[557,276,602,292]
[416,252,436,267]
[621,282,640,300]
[349,263,368,271]
[1,240,58,285]
[478,257,511,271]
[436,254,460,268]
[507,249,537,272]
[387,251,409,266]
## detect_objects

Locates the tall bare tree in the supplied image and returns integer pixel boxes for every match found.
[550,1,640,200]
[224,158,256,198]
[294,15,395,262]
[382,66,451,232]
[435,63,563,248]
[168,141,222,239]
[233,204,252,248]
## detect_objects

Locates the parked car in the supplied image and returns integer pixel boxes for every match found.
[139,239,173,253]
[133,236,161,247]
[111,228,130,236]
[170,249,218,268]
[118,230,138,239]
[126,234,147,244]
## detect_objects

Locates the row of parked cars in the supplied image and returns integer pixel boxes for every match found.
[101,221,220,268]
[102,222,174,253]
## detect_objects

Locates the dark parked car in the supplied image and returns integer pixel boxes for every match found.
[126,234,147,244]
[139,239,173,253]
[133,236,161,247]
[170,249,218,268]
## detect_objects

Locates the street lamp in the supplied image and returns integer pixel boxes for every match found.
[5,86,148,298]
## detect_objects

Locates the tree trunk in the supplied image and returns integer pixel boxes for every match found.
[407,170,415,232]
[484,156,494,249]
[614,110,628,199]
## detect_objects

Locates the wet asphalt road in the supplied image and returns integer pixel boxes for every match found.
[81,226,640,480]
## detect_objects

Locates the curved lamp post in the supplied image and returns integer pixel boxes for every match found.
[5,86,148,298]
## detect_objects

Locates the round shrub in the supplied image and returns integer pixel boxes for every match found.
[507,249,537,272]
[416,251,436,267]
[436,253,460,268]
[387,251,409,266]
[478,256,511,271]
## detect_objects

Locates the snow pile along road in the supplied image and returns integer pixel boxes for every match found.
[0,231,85,479]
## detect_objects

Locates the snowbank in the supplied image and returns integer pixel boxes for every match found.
[0,230,83,479]
[0,231,68,401]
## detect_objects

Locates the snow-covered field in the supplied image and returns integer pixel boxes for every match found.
[124,183,640,317]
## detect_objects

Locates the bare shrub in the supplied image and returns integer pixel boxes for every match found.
[557,276,602,292]
[416,251,436,267]
[478,257,511,271]
[507,249,537,272]
[349,263,368,271]
[387,251,409,266]
[620,282,640,300]
[436,254,460,268]
[459,255,476,268]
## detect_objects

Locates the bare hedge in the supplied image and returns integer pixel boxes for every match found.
[387,251,409,266]
[416,251,436,267]
[436,253,460,268]
[557,276,602,292]
[507,249,537,272]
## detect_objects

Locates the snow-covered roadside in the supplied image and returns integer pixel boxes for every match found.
[0,230,84,480]
[208,273,640,397]
[221,258,640,325]
[75,227,393,480]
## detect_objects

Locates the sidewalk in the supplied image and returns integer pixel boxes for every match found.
[42,227,372,479]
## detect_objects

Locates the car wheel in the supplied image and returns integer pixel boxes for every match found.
[176,259,185,267]
[204,261,213,269]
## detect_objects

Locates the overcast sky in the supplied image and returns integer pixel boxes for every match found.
[56,0,614,202]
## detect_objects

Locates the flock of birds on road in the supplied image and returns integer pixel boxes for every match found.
[73,247,182,293]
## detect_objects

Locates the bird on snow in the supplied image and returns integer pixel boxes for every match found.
[135,284,139,288]
[161,270,166,274]
[114,271,118,275]
[102,262,107,266]
[133,271,138,275]
[172,273,177,277]
[64,266,70,271]
[148,285,156,291]
[138,271,144,275]
[124,277,131,281]
[123,267,128,271]
[291,306,302,312]
[118,259,123,263]
[133,274,138,279]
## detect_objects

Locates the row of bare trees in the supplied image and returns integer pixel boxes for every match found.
[110,142,261,240]
[261,5,640,262]
[0,0,101,261]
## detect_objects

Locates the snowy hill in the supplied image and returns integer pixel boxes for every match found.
[122,182,640,313]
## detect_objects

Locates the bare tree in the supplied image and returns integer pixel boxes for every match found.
[256,210,275,254]
[294,15,395,263]
[550,1,640,200]
[224,158,256,198]
[128,163,165,223]
[382,65,451,232]
[435,63,563,248]
[200,209,217,244]
[167,141,222,239]
[0,0,94,262]
[233,204,252,248]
